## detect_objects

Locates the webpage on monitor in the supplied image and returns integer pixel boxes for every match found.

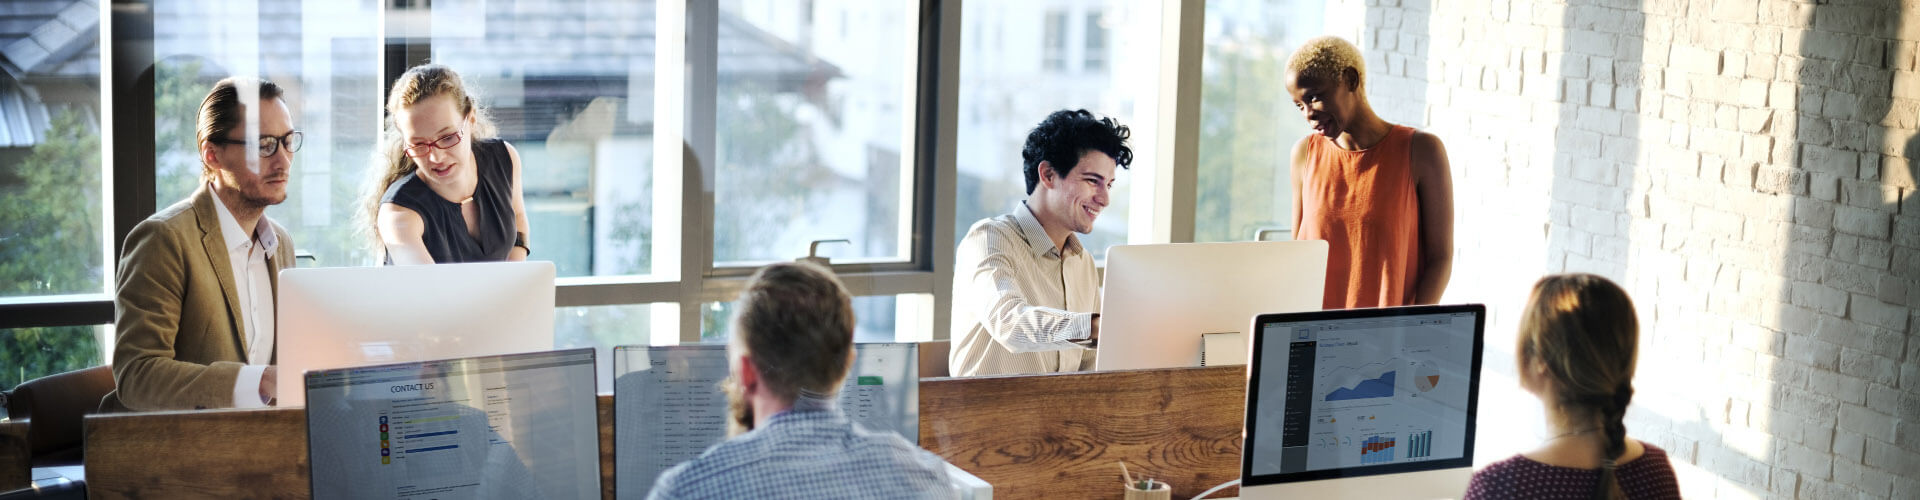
[305,349,599,500]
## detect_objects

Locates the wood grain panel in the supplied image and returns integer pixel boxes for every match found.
[597,393,613,499]
[84,408,308,499]
[84,395,616,499]
[0,420,28,492]
[919,365,1248,500]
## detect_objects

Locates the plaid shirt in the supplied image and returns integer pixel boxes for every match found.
[647,395,956,500]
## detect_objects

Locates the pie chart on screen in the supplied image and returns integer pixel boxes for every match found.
[1415,362,1440,392]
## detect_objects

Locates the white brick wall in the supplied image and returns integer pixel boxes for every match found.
[1326,0,1919,497]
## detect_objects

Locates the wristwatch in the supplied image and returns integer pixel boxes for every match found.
[514,231,532,256]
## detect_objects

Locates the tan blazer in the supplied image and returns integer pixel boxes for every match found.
[101,188,296,412]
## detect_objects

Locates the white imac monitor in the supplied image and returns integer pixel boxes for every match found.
[277,261,556,406]
[304,348,600,500]
[1095,241,1328,371]
[611,343,919,499]
[1241,305,1486,500]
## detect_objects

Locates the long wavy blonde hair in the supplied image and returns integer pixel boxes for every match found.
[359,64,499,255]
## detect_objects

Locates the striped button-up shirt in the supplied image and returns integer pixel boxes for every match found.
[647,395,955,499]
[948,202,1099,376]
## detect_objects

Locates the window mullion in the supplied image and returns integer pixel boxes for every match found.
[1132,0,1205,245]
[922,0,962,342]
[670,0,720,344]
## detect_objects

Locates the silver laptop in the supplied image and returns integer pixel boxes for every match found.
[1096,241,1327,371]
[305,348,600,500]
[277,261,556,406]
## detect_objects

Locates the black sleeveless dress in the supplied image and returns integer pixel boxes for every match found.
[381,138,516,264]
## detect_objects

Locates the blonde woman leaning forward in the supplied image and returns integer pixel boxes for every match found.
[365,64,530,265]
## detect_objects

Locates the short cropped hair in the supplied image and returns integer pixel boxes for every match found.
[1021,109,1133,195]
[197,77,285,178]
[1287,36,1367,89]
[731,262,857,401]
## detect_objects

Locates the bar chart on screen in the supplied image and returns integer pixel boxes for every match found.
[1406,430,1432,459]
[1360,435,1396,464]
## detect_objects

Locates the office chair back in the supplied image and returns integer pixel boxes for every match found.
[3,365,114,467]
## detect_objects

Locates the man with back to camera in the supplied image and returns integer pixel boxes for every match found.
[948,109,1133,376]
[646,262,954,499]
[102,77,299,411]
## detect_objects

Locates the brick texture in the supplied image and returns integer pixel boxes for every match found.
[1326,0,1919,498]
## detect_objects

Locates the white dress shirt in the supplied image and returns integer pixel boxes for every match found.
[209,188,277,408]
[948,202,1098,376]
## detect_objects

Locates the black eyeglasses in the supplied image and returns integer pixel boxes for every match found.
[403,129,465,158]
[209,130,303,158]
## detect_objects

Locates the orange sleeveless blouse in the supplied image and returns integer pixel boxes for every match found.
[1297,125,1422,310]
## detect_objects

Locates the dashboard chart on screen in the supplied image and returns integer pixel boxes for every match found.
[1246,306,1484,482]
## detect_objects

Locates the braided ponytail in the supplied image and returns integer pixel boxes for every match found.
[1517,274,1639,500]
[1592,384,1633,500]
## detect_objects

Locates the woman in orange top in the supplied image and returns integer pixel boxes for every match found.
[1286,36,1453,309]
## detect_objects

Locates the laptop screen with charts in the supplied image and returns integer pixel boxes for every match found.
[610,343,919,499]
[305,348,600,500]
[1241,305,1486,499]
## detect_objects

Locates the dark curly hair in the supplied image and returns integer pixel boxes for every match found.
[1022,109,1133,194]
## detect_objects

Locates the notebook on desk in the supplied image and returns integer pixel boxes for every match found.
[610,343,919,499]
[304,348,601,500]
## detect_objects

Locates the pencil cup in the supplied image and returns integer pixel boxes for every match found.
[1123,481,1171,500]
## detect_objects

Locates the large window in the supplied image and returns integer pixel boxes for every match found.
[416,0,665,380]
[957,0,1157,261]
[702,294,917,344]
[1193,0,1322,243]
[8,0,1242,389]
[1,326,106,393]
[0,0,106,384]
[712,0,917,265]
[150,0,383,267]
[422,0,658,279]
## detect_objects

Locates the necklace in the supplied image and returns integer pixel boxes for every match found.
[1545,427,1598,442]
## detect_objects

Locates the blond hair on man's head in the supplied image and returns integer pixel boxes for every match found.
[1287,36,1367,89]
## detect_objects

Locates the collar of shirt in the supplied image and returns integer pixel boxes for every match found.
[763,391,845,427]
[207,183,280,255]
[1016,201,1081,259]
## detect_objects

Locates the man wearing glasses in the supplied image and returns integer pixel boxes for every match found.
[103,77,300,411]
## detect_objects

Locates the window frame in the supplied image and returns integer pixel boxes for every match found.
[3,0,1209,354]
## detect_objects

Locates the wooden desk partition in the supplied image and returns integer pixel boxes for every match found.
[920,365,1249,499]
[0,420,28,492]
[84,395,618,499]
[83,366,1252,499]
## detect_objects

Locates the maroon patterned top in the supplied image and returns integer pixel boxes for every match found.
[1464,442,1682,500]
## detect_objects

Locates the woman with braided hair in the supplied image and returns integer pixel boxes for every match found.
[1464,274,1681,500]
